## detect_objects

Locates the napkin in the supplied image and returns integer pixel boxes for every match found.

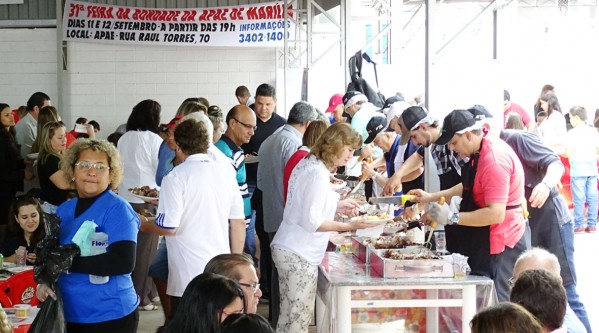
[356,222,385,238]
[72,220,99,256]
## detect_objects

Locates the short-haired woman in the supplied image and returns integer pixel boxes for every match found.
[37,139,139,332]
[271,122,379,333]
[204,253,262,314]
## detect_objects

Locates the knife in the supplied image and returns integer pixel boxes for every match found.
[368,195,415,207]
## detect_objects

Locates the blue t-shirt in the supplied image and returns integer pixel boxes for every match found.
[216,136,251,220]
[57,190,139,323]
[156,141,176,186]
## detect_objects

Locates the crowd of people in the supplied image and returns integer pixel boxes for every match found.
[0,83,597,333]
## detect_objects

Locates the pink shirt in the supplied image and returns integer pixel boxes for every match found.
[283,147,309,203]
[472,137,526,254]
[504,102,531,127]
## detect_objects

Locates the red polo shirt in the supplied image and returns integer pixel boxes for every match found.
[472,137,526,254]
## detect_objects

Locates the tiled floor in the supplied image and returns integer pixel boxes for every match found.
[138,231,597,332]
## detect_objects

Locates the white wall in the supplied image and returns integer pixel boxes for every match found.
[0,28,277,137]
[0,29,58,111]
[63,40,276,135]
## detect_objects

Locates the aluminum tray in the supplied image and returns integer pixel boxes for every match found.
[351,236,373,264]
[351,236,420,265]
[370,248,454,278]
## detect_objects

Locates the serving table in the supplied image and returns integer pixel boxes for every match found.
[316,252,497,333]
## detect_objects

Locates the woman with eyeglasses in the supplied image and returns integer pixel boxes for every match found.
[0,195,45,265]
[37,121,73,213]
[166,273,246,333]
[0,103,26,243]
[204,253,262,314]
[36,139,140,332]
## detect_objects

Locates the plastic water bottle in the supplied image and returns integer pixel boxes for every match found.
[89,232,109,284]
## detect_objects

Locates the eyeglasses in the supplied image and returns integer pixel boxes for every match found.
[233,118,257,131]
[508,277,515,288]
[238,282,260,293]
[75,161,110,171]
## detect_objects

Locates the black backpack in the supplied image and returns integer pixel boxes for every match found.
[347,50,386,108]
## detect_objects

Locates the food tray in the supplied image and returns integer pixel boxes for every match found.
[370,248,454,278]
[352,236,373,264]
[351,235,416,265]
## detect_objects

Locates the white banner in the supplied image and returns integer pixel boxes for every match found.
[62,0,295,47]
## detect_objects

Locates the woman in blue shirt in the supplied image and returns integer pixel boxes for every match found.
[37,139,139,332]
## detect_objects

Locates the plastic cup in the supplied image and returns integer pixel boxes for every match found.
[15,304,31,318]
[433,230,447,254]
[15,248,27,266]
[453,256,469,279]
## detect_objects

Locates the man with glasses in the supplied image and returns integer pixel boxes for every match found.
[216,105,257,267]
[204,253,263,314]
[511,248,586,333]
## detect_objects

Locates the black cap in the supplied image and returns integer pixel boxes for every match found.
[382,92,405,110]
[436,109,480,146]
[400,106,429,131]
[467,104,493,121]
[364,116,387,144]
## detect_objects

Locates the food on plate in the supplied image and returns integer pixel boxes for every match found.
[129,186,159,198]
[330,176,344,185]
[383,249,440,260]
[139,208,155,217]
[374,235,414,249]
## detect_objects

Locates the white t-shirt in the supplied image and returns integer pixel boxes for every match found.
[538,112,567,151]
[271,155,339,265]
[117,130,163,203]
[564,124,599,177]
[156,154,245,297]
[208,144,237,179]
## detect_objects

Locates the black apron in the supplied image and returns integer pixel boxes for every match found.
[444,151,492,277]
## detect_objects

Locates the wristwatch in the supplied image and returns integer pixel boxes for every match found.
[448,213,459,225]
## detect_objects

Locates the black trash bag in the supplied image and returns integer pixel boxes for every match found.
[29,287,65,333]
[347,50,386,108]
[33,213,80,285]
[30,213,81,333]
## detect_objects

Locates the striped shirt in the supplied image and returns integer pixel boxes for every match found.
[215,135,251,223]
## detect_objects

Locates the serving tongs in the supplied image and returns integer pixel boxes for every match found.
[344,176,367,198]
[397,220,423,233]
[424,197,446,246]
